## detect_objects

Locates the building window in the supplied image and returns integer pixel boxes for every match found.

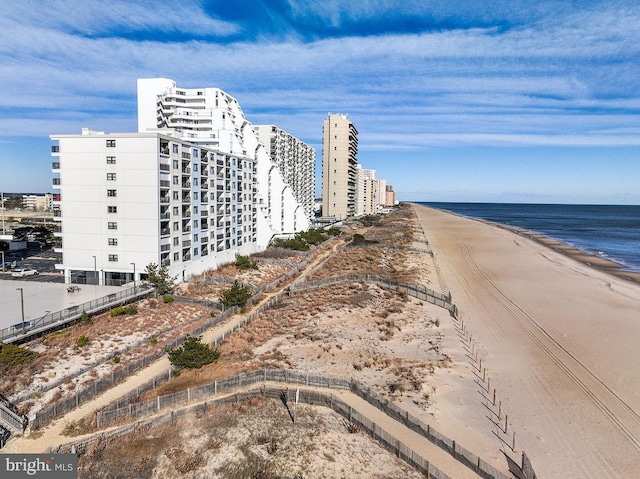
[173,159,179,169]
[173,222,179,231]
[193,192,199,200]
[106,139,116,147]
[173,252,179,261]
[106,156,116,164]
[172,206,179,216]
[194,220,199,228]
[108,222,117,230]
[173,237,179,246]
[194,248,199,256]
[107,206,117,213]
[107,189,117,197]
[172,191,179,200]
[193,206,198,214]
[172,144,179,154]
[108,254,118,262]
[108,238,118,246]
[107,173,116,181]
[172,175,179,185]
[193,234,198,242]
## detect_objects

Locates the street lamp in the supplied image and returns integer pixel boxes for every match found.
[92,255,97,285]
[16,288,25,334]
[130,262,136,291]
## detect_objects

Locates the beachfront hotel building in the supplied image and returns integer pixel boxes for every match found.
[50,78,311,285]
[253,125,315,221]
[322,113,358,220]
[356,167,377,216]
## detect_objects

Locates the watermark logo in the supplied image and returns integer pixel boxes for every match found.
[1,454,77,478]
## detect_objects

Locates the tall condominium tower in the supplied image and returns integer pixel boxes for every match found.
[356,166,377,216]
[137,78,311,236]
[322,113,358,220]
[253,125,315,221]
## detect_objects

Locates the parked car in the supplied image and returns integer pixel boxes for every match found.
[12,268,39,278]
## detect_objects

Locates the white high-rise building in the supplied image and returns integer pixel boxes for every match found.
[137,78,310,240]
[50,129,258,285]
[50,78,311,285]
[254,125,315,221]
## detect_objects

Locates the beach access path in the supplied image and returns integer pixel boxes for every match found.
[3,238,344,454]
[413,204,640,479]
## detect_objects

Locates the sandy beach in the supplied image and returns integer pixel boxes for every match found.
[413,204,640,479]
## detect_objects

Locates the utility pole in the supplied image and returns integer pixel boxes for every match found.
[16,287,25,334]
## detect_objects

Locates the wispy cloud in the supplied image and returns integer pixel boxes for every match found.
[0,1,639,200]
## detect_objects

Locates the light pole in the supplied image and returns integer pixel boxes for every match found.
[16,288,25,334]
[92,255,97,285]
[1,250,4,273]
[130,262,136,291]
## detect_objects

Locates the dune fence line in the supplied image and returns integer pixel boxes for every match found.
[93,368,514,479]
[54,386,454,479]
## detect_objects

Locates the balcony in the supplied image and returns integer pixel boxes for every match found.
[52,178,61,188]
[160,195,170,204]
[182,181,191,189]
[51,162,60,170]
[182,167,191,174]
[182,196,191,204]
[51,145,60,154]
[182,240,191,248]
[159,164,170,172]
[161,228,170,236]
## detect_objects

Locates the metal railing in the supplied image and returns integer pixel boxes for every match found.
[0,286,153,344]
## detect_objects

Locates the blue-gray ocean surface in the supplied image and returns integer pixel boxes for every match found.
[418,203,640,273]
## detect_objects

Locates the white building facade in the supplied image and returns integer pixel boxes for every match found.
[137,78,310,243]
[254,125,315,221]
[51,129,258,285]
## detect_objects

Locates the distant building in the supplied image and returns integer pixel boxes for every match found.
[22,194,53,211]
[356,167,377,216]
[253,125,315,221]
[385,184,397,207]
[322,113,358,220]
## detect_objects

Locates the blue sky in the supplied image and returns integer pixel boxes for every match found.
[0,0,639,204]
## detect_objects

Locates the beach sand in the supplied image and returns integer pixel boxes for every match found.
[413,204,640,479]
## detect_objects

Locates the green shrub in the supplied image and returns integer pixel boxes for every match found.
[219,280,253,308]
[112,356,120,364]
[80,311,92,325]
[210,311,217,318]
[76,335,89,347]
[0,344,38,365]
[235,253,258,270]
[168,336,221,369]
[269,228,336,251]
[110,305,138,317]
[163,294,174,303]
[149,337,158,345]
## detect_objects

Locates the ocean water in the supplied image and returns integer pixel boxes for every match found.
[418,203,640,273]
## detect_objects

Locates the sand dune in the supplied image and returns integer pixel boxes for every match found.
[413,204,640,479]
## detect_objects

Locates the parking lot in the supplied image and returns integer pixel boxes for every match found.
[0,247,124,331]
[1,247,64,283]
